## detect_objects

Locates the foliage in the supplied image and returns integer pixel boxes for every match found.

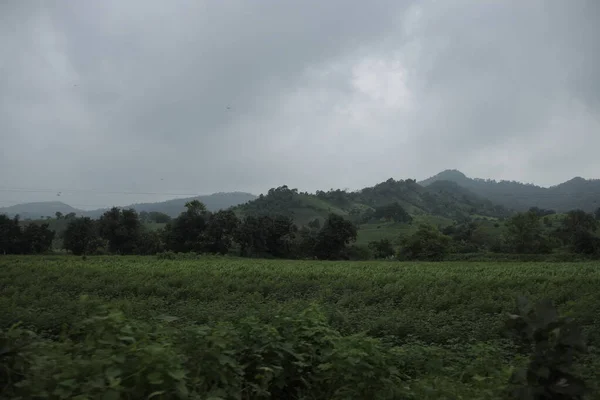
[202,210,240,255]
[140,211,172,224]
[1,257,600,397]
[98,207,142,255]
[398,224,451,261]
[1,301,408,399]
[369,202,412,223]
[0,215,54,254]
[420,169,600,213]
[162,201,209,253]
[554,210,599,255]
[368,238,395,259]
[504,211,553,254]
[63,217,101,255]
[314,213,358,260]
[506,298,588,399]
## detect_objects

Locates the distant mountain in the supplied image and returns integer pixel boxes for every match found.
[83,192,257,218]
[0,201,81,220]
[0,192,257,219]
[419,169,600,212]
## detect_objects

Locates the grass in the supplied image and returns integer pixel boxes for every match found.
[1,256,599,398]
[356,214,454,245]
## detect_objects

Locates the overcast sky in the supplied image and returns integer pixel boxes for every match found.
[1,0,599,209]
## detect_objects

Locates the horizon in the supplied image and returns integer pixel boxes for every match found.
[1,169,599,210]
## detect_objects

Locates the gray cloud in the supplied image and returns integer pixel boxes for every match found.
[1,0,598,208]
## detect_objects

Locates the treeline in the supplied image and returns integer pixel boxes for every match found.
[398,208,600,261]
[0,215,55,254]
[55,200,358,260]
[2,201,600,260]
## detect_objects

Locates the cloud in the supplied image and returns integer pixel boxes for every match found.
[1,0,598,207]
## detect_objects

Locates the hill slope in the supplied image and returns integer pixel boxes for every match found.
[0,192,257,219]
[0,202,80,220]
[234,179,510,225]
[83,192,257,218]
[420,170,600,212]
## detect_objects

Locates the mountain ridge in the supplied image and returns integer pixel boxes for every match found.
[419,169,600,212]
[3,170,599,220]
[0,192,257,219]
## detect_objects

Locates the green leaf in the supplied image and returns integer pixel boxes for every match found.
[102,390,120,400]
[167,369,186,380]
[105,366,122,380]
[147,371,164,385]
[156,315,179,323]
[147,391,166,399]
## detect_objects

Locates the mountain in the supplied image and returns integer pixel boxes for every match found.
[234,178,510,225]
[0,192,257,219]
[419,169,600,212]
[83,192,257,218]
[0,202,81,220]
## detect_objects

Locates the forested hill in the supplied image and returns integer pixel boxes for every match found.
[420,170,600,212]
[234,178,510,225]
[84,192,257,218]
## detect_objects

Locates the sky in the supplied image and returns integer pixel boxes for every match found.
[1,0,599,209]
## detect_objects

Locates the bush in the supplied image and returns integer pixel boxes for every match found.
[0,303,409,399]
[397,224,451,261]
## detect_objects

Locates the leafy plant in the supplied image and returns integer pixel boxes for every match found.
[505,297,588,399]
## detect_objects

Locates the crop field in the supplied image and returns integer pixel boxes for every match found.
[1,256,599,398]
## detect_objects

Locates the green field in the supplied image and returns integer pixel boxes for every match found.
[2,256,599,398]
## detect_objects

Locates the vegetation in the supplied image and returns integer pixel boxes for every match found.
[0,192,257,220]
[1,257,599,398]
[420,169,600,213]
[0,215,54,255]
[4,195,600,261]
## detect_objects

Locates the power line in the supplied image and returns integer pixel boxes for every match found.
[0,185,598,198]
[0,187,205,197]
[0,200,116,208]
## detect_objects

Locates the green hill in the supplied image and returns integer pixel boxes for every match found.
[234,178,511,227]
[420,169,600,212]
[83,192,257,218]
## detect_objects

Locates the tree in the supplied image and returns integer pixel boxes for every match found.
[21,223,55,254]
[504,211,551,254]
[98,208,142,254]
[148,212,171,224]
[233,216,263,257]
[55,212,63,220]
[264,215,297,258]
[314,214,357,260]
[63,217,99,255]
[372,202,412,223]
[136,229,164,255]
[202,210,240,255]
[163,201,208,253]
[595,207,600,221]
[307,218,321,230]
[0,215,23,254]
[368,239,395,259]
[554,210,599,255]
[398,224,451,261]
[233,215,297,258]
